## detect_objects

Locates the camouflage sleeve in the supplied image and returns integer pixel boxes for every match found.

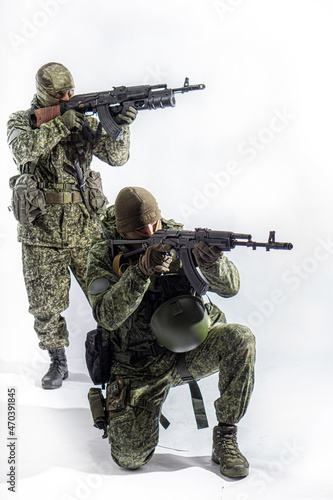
[7,111,70,168]
[90,118,130,166]
[200,254,240,297]
[86,240,151,331]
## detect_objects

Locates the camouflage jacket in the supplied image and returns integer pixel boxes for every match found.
[86,206,241,375]
[7,96,131,247]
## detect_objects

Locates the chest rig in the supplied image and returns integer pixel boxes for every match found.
[110,249,209,430]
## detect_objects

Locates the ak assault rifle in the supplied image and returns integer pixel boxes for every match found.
[111,229,293,295]
[29,77,205,141]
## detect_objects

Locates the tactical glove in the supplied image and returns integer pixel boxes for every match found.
[139,244,172,276]
[114,106,138,125]
[192,242,223,268]
[59,110,85,130]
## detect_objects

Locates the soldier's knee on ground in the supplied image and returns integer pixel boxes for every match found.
[111,446,155,470]
[108,406,159,470]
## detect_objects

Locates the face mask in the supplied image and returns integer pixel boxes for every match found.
[35,62,74,107]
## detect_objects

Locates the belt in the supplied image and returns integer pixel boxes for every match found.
[45,191,82,204]
[38,182,78,190]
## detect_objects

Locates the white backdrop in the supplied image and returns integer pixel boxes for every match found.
[0,1,333,499]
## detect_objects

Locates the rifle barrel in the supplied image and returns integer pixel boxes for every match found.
[172,84,206,93]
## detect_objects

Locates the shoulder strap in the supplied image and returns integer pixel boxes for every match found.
[176,353,209,430]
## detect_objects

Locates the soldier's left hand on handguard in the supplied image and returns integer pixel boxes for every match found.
[114,106,138,125]
[192,242,223,268]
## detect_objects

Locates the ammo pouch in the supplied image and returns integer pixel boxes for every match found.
[84,169,108,214]
[9,173,46,225]
[87,387,108,438]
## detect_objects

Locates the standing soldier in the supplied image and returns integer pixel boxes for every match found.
[86,186,256,478]
[7,62,137,390]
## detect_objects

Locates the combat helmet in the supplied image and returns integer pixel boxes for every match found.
[150,295,209,353]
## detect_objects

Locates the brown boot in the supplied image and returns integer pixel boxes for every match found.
[212,424,249,478]
[41,348,68,389]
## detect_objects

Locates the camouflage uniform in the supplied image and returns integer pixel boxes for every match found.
[7,85,131,350]
[87,207,256,470]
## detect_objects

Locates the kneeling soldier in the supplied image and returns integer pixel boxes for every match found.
[86,186,256,478]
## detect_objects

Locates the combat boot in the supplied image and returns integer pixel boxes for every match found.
[212,424,249,478]
[42,348,68,389]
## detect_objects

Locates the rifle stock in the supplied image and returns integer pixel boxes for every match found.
[31,105,61,128]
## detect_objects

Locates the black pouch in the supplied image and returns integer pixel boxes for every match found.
[85,326,112,389]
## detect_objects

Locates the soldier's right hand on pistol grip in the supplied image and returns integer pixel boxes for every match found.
[139,244,173,276]
[59,110,85,130]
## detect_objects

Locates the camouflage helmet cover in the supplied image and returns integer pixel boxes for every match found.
[35,62,74,107]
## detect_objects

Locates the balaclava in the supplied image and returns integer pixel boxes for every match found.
[35,62,74,107]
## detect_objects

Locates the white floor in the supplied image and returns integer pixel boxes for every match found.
[0,303,332,500]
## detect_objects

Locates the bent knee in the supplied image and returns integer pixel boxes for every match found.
[239,324,255,343]
[227,324,256,348]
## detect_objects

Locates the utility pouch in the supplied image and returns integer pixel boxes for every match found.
[85,326,112,389]
[85,169,108,214]
[107,379,127,417]
[9,173,46,224]
[87,387,108,438]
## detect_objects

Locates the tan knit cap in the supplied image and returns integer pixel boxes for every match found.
[115,187,161,233]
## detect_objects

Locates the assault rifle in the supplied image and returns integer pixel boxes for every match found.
[29,77,205,141]
[111,229,293,295]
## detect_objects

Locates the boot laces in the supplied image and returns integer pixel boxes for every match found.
[48,351,67,374]
[50,358,64,373]
[216,428,241,458]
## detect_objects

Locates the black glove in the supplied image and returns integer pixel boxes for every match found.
[59,110,85,130]
[114,106,138,125]
[139,244,172,276]
[192,242,223,268]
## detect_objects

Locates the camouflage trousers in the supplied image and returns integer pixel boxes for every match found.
[21,243,91,350]
[107,323,255,469]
